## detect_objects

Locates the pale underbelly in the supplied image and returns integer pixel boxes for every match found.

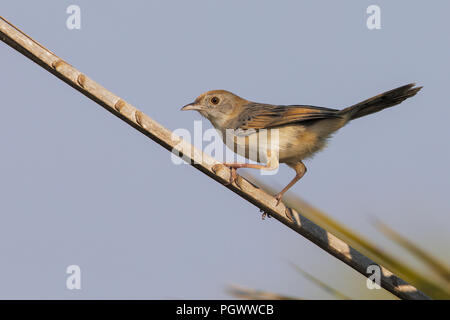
[221,125,327,164]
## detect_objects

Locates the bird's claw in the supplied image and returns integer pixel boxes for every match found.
[211,163,223,174]
[260,209,271,220]
[274,193,283,206]
[212,164,241,187]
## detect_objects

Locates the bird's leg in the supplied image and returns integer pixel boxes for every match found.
[212,154,279,189]
[260,209,272,220]
[213,163,275,187]
[274,161,307,206]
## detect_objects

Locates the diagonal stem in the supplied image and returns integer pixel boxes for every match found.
[0,16,430,300]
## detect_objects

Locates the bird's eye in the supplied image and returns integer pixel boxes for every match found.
[210,97,220,105]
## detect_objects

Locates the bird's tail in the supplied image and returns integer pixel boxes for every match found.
[338,83,422,120]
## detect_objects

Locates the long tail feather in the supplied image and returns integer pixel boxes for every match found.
[339,83,422,120]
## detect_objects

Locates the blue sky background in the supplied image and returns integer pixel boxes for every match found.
[0,1,449,299]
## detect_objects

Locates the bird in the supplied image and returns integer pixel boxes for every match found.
[181,83,422,205]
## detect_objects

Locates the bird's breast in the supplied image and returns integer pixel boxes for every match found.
[219,125,324,163]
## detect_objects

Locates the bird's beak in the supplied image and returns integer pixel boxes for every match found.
[181,102,202,111]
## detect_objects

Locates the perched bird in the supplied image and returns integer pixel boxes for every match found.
[181,83,422,205]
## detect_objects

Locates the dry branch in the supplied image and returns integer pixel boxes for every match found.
[0,16,430,300]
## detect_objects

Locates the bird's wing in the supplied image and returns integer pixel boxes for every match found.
[231,103,342,130]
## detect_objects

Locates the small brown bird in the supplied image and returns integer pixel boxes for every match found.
[181,83,422,205]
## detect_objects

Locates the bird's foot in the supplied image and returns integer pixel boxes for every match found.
[211,163,223,174]
[260,209,271,220]
[212,164,240,187]
[274,193,284,206]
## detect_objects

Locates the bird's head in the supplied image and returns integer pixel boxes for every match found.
[181,90,247,129]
